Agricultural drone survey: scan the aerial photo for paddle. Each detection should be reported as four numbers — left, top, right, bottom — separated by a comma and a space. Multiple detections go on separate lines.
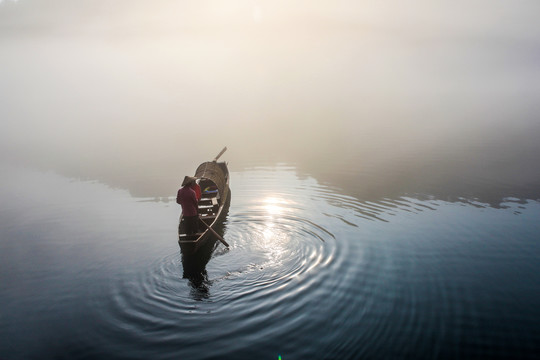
199, 218, 230, 248
213, 146, 227, 162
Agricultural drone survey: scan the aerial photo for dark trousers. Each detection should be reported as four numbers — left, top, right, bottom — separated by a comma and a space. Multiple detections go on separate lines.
184, 216, 199, 235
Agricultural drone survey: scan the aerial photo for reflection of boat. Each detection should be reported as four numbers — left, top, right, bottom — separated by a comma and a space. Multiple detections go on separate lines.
181, 202, 229, 291
178, 147, 230, 255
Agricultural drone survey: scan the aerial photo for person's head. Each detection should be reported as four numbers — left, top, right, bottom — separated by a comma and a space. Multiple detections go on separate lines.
182, 176, 197, 187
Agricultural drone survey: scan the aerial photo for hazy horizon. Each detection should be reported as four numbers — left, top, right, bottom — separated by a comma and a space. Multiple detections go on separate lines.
2, 0, 540, 202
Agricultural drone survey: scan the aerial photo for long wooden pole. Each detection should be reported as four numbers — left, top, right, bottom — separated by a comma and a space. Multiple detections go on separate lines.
213, 146, 227, 162
199, 218, 230, 247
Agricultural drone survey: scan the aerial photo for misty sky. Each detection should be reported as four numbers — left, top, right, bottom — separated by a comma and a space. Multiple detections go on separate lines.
1, 0, 540, 198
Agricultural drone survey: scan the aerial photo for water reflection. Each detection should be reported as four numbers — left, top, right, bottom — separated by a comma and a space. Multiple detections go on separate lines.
1, 164, 540, 359
181, 199, 230, 301
181, 241, 213, 301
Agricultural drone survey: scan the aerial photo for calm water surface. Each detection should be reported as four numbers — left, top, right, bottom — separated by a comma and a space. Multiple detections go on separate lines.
1, 164, 539, 359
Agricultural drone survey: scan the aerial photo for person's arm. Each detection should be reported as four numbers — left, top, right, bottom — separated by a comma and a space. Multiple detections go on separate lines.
176, 189, 181, 205
191, 189, 199, 214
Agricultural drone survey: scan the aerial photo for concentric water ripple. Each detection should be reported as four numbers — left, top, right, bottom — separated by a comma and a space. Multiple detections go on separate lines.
78, 167, 540, 359
83, 166, 358, 358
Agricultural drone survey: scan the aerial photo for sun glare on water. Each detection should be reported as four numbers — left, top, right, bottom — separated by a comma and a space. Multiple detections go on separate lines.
256, 196, 293, 259
262, 196, 287, 216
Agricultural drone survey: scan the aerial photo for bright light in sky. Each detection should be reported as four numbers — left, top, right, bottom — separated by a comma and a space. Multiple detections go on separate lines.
252, 5, 262, 23
1, 0, 539, 193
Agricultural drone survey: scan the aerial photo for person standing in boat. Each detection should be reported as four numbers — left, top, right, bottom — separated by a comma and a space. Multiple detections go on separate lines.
177, 176, 201, 235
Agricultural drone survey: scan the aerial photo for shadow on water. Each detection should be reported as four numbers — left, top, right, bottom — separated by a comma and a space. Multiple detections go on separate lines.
181, 240, 214, 301
181, 195, 230, 300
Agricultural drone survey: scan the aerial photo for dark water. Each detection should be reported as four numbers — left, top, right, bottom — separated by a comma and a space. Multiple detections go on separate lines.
1, 164, 540, 359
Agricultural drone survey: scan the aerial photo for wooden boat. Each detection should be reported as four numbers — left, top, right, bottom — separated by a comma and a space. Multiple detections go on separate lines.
178, 147, 230, 254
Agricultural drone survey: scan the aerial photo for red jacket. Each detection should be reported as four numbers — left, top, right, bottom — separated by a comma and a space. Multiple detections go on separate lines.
176, 186, 198, 217
192, 183, 202, 201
